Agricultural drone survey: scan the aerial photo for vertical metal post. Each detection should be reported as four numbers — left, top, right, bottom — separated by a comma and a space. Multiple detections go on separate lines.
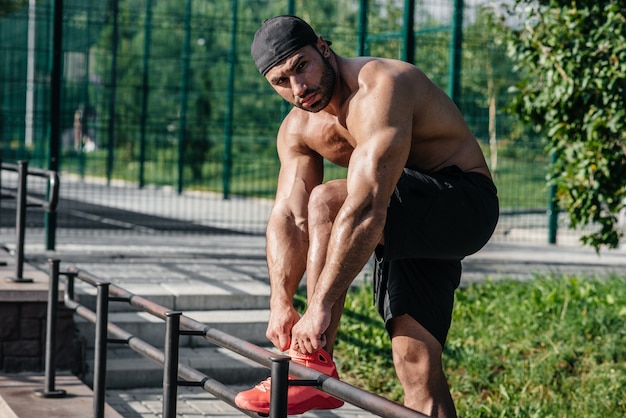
66, 272, 75, 300
447, 0, 464, 106
163, 311, 182, 418
222, 0, 238, 199
25, 0, 36, 148
402, 0, 415, 64
269, 356, 290, 418
35, 259, 67, 398
8, 161, 32, 283
106, 0, 119, 185
548, 152, 558, 244
0, 159, 5, 268
45, 0, 63, 251
93, 282, 110, 418
78, 3, 93, 179
280, 0, 296, 119
0, 157, 2, 233
357, 0, 368, 57
177, 0, 192, 194
139, 0, 153, 189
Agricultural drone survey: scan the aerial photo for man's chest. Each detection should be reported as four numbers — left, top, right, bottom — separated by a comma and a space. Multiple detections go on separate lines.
305, 122, 355, 167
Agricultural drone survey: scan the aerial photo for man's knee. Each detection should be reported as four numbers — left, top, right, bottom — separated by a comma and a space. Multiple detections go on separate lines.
308, 181, 346, 222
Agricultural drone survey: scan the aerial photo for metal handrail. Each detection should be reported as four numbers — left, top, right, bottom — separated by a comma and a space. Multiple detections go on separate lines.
1, 160, 60, 212
1, 160, 60, 281
40, 260, 427, 418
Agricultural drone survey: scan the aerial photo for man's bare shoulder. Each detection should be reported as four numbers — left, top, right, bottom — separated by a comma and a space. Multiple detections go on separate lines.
339, 57, 432, 121
344, 57, 427, 90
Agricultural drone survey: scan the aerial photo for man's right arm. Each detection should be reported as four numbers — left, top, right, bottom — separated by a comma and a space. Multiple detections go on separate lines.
265, 121, 323, 350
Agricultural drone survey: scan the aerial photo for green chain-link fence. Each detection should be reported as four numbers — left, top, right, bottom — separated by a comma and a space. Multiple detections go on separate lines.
0, 0, 586, 246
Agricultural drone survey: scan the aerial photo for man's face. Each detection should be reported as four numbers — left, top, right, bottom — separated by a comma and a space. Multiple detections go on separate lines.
265, 44, 335, 113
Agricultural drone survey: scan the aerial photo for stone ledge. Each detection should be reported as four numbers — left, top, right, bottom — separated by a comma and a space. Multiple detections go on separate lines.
0, 373, 123, 418
0, 251, 62, 303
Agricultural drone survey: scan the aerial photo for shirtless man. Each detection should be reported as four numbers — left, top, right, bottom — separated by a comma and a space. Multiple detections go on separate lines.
235, 16, 499, 417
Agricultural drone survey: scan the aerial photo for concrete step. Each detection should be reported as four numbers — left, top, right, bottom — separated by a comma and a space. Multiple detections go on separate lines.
75, 309, 270, 348
81, 346, 270, 389
72, 279, 271, 312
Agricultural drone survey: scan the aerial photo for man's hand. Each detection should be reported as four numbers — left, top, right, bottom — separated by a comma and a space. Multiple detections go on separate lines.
290, 305, 332, 354
266, 304, 301, 351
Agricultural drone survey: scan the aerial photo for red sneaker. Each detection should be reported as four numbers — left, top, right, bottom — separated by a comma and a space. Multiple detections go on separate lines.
235, 348, 344, 415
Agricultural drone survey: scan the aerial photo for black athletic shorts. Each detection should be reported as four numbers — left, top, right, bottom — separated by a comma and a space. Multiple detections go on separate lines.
374, 165, 499, 346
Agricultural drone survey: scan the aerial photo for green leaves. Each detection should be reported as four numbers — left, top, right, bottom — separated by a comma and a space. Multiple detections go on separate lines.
504, 1, 626, 250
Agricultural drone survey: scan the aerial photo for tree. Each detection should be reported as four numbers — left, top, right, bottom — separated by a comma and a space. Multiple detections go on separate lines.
0, 0, 27, 18
500, 0, 626, 250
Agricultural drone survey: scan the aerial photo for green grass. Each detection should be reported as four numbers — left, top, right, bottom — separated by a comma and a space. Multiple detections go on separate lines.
316, 275, 626, 417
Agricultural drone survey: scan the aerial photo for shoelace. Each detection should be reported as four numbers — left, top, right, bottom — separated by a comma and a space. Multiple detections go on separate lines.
255, 377, 272, 392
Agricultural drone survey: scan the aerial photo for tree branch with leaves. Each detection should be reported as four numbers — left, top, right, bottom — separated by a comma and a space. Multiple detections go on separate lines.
497, 0, 626, 250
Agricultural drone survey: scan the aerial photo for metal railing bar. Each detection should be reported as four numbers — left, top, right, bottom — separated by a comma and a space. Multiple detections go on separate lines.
291, 360, 426, 418
108, 339, 130, 344
1, 160, 60, 277
93, 282, 109, 418
1, 162, 59, 211
180, 314, 426, 417
64, 294, 259, 416
11, 161, 30, 282
175, 368, 260, 418
64, 266, 426, 417
69, 267, 172, 320
163, 311, 182, 417
34, 259, 67, 399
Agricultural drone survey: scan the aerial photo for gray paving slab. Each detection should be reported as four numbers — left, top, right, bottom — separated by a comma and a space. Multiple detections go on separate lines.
105, 385, 380, 418
0, 373, 123, 418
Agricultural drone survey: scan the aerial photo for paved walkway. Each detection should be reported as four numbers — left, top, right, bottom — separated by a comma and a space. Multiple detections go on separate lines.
106, 385, 378, 418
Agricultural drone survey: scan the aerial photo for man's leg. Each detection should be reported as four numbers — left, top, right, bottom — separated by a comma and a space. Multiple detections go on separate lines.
389, 314, 457, 418
235, 180, 348, 414
305, 180, 347, 356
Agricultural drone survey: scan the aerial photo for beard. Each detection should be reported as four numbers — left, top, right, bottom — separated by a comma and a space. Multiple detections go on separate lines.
294, 53, 336, 113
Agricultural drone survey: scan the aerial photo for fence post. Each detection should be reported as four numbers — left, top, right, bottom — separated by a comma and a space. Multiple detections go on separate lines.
547, 152, 558, 244
106, 0, 119, 185
0, 158, 4, 268
222, 0, 238, 199
93, 282, 110, 418
0, 157, 3, 218
357, 0, 368, 56
448, 0, 464, 106
138, 0, 153, 189
163, 311, 182, 418
45, 0, 63, 252
35, 259, 67, 398
176, 0, 192, 194
402, 0, 415, 64
7, 160, 32, 283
